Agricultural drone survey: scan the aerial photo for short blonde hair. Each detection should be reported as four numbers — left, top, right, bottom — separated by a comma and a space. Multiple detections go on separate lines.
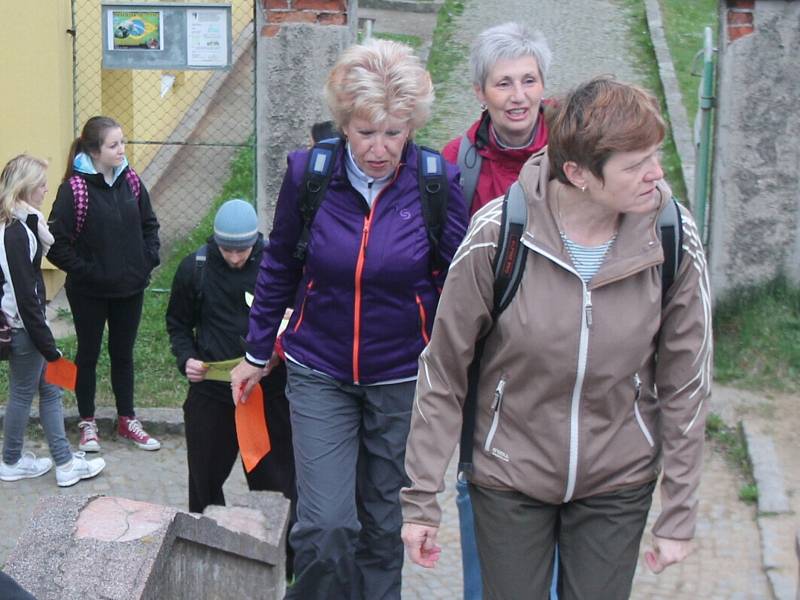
0, 154, 48, 224
324, 39, 434, 133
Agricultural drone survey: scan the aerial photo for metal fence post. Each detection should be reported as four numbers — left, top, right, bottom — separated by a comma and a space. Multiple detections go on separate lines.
694, 26, 716, 245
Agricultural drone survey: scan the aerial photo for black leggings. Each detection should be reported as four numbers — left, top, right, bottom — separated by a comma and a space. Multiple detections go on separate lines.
66, 288, 144, 419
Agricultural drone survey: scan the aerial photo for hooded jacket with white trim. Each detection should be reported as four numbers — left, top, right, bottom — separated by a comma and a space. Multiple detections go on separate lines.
400, 149, 712, 541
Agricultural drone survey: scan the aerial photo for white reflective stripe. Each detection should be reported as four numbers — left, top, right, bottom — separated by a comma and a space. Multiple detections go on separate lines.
483, 378, 506, 452
426, 155, 439, 174
634, 400, 655, 447
522, 239, 589, 503
564, 283, 590, 502
313, 152, 327, 173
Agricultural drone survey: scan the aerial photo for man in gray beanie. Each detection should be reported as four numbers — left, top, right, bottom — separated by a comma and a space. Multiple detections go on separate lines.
166, 199, 296, 576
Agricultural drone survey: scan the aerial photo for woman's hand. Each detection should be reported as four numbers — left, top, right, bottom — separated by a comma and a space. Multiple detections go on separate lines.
644, 535, 693, 573
230, 360, 264, 405
184, 358, 208, 383
401, 523, 442, 568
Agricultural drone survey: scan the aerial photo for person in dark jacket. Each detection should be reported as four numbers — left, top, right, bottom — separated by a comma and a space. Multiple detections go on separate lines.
0, 154, 105, 488
48, 116, 161, 453
166, 199, 296, 576
231, 40, 468, 599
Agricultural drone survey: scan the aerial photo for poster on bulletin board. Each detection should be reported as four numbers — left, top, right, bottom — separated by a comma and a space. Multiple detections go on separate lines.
102, 3, 231, 70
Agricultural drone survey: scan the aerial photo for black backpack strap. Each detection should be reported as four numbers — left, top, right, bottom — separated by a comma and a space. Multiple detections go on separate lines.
458, 183, 528, 481
193, 244, 208, 328
417, 146, 450, 273
293, 138, 341, 262
657, 197, 683, 306
456, 133, 482, 208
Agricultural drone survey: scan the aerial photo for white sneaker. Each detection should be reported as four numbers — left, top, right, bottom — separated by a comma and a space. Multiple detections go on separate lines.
0, 451, 53, 481
56, 452, 106, 487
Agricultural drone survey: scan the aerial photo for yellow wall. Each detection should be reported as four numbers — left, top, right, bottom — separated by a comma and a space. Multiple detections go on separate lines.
0, 1, 74, 296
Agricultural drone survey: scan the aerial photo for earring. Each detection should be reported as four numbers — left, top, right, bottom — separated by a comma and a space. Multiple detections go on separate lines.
580, 185, 586, 192
480, 103, 488, 111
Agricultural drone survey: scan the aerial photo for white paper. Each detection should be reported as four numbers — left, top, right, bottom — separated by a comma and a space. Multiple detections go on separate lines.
187, 8, 228, 67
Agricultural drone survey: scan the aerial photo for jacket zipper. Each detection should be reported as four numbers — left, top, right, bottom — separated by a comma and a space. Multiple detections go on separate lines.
633, 372, 655, 447
292, 279, 314, 332
522, 239, 591, 503
351, 170, 400, 384
415, 293, 430, 345
483, 377, 507, 452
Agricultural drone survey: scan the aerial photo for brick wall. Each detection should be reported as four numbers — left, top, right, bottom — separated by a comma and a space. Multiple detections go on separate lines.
261, 0, 348, 37
726, 0, 754, 42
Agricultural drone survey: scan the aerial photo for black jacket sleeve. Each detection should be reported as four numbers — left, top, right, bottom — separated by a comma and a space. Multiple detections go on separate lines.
46, 182, 94, 278
137, 180, 161, 271
165, 253, 198, 375
3, 223, 59, 361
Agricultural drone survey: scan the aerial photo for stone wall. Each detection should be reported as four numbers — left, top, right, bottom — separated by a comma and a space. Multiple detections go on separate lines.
708, 0, 800, 299
255, 0, 355, 231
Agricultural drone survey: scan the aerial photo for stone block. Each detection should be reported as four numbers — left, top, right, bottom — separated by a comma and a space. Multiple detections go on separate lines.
4, 492, 290, 600
742, 422, 791, 514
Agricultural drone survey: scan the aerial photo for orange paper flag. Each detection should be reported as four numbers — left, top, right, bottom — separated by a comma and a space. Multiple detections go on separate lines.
235, 383, 271, 473
44, 357, 78, 391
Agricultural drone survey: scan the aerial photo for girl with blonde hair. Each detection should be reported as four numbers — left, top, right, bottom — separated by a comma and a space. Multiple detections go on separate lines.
0, 154, 105, 487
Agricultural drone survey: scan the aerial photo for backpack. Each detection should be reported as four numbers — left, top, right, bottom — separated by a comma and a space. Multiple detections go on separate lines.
193, 244, 209, 327
457, 184, 684, 480
456, 133, 483, 208
68, 168, 142, 239
292, 138, 450, 272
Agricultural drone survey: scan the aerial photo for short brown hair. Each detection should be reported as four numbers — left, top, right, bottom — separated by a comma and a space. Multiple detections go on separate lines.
547, 77, 666, 185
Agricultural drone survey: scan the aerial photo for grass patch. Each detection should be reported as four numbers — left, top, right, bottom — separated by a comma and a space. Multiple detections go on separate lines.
415, 0, 467, 148
705, 413, 757, 504
714, 276, 800, 393
615, 0, 688, 202
0, 144, 256, 409
659, 0, 718, 123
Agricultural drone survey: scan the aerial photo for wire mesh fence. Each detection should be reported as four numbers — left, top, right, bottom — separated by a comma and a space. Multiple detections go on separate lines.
70, 0, 256, 253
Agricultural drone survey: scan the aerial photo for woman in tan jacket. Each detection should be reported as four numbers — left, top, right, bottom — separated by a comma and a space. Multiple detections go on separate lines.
400, 77, 712, 599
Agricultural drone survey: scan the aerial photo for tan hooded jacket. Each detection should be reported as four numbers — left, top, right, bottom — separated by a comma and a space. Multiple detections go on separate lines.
401, 150, 712, 540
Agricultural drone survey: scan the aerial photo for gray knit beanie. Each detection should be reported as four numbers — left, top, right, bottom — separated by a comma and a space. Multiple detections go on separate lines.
213, 199, 258, 249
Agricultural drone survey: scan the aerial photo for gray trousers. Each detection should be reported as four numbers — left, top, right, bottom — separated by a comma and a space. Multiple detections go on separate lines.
284, 362, 414, 600
2, 328, 71, 466
471, 480, 656, 600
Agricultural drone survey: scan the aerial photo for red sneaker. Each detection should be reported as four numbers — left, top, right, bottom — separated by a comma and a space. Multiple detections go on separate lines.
78, 419, 101, 452
117, 416, 161, 451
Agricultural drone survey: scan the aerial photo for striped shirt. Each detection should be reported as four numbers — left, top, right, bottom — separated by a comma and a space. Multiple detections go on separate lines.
561, 232, 616, 283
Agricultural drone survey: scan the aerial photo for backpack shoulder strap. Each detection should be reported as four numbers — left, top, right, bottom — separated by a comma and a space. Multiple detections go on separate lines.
458, 183, 529, 480
417, 146, 450, 273
125, 168, 142, 203
293, 138, 341, 262
192, 244, 208, 326
491, 182, 528, 315
69, 175, 89, 240
456, 133, 482, 208
657, 197, 684, 305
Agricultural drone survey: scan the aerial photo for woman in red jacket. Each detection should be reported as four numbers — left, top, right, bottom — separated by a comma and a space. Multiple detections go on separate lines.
442, 22, 554, 599
442, 22, 552, 217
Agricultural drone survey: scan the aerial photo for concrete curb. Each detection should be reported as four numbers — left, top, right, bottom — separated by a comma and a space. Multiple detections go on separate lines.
742, 421, 797, 600
359, 0, 442, 13
643, 0, 697, 207
0, 406, 185, 438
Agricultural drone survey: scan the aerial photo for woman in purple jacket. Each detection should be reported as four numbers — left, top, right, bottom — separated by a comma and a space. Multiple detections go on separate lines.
231, 40, 468, 599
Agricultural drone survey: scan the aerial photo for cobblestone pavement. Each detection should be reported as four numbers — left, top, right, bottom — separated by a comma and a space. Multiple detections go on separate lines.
0, 2, 785, 599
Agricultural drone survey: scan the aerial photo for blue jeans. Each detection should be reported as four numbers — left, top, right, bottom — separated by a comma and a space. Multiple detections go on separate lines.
2, 329, 71, 466
457, 478, 559, 599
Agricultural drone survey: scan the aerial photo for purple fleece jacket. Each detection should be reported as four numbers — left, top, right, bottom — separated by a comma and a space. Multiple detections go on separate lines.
245, 142, 468, 385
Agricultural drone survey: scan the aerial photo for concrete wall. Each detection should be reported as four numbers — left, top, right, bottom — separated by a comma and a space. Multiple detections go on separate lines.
255, 0, 353, 231
709, 0, 800, 299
